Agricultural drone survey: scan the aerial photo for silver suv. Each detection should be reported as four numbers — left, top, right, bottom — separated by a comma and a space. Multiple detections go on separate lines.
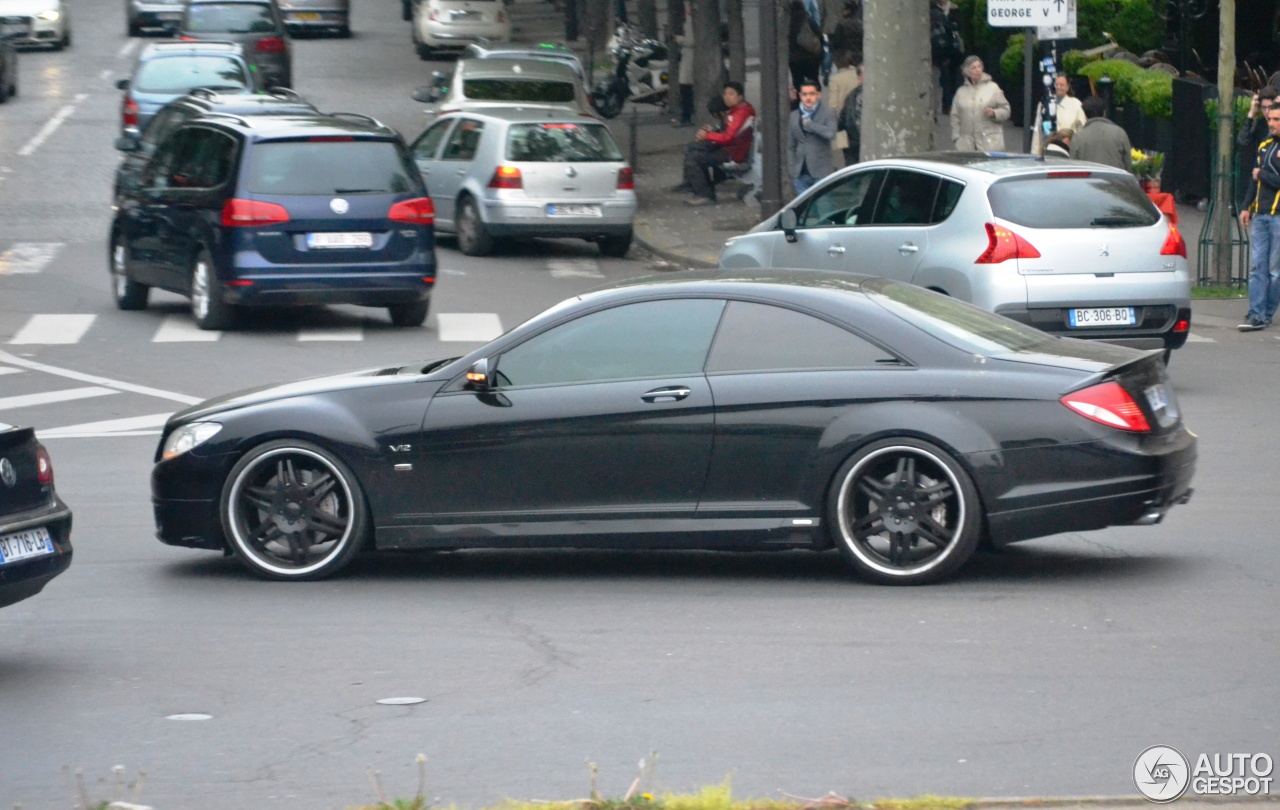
719, 153, 1192, 357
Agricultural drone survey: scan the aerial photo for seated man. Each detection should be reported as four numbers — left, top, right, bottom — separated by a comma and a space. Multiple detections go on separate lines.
677, 81, 756, 206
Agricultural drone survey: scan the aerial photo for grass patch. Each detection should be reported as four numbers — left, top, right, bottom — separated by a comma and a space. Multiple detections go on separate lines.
1192, 284, 1247, 299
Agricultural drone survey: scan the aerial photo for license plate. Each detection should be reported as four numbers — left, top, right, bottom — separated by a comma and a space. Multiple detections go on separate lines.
291, 11, 321, 20
307, 232, 373, 249
157, 11, 182, 20
547, 204, 602, 218
450, 9, 480, 19
0, 22, 30, 38
1068, 307, 1136, 327
0, 527, 54, 565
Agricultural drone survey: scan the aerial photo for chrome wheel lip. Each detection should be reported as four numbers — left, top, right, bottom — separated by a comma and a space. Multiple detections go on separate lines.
836, 444, 966, 578
191, 259, 210, 321
226, 446, 356, 577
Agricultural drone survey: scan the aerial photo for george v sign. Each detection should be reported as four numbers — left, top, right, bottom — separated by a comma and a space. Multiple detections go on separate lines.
987, 0, 1069, 27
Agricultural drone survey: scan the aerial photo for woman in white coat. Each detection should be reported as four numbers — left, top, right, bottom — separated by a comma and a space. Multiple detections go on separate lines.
950, 56, 1011, 151
1031, 75, 1086, 154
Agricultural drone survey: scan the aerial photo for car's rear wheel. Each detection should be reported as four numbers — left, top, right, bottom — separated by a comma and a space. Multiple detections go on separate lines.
190, 250, 236, 330
110, 235, 149, 310
827, 438, 982, 585
221, 440, 369, 581
388, 300, 429, 327
456, 197, 494, 256
598, 230, 633, 258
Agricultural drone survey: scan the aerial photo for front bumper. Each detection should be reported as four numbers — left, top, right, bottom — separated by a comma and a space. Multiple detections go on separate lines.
0, 15, 65, 46
0, 499, 73, 609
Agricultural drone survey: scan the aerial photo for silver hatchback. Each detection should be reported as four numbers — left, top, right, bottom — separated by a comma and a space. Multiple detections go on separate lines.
719, 153, 1192, 356
409, 108, 636, 257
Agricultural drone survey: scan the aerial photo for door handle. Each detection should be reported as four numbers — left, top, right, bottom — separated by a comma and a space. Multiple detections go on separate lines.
641, 386, 691, 403
898, 243, 919, 254
455, 169, 467, 176
827, 245, 846, 255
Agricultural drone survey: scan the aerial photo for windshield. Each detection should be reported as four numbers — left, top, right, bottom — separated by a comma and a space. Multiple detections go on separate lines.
506, 123, 622, 162
184, 3, 277, 33
463, 79, 576, 103
865, 278, 1054, 355
243, 140, 419, 195
133, 56, 250, 94
988, 174, 1160, 228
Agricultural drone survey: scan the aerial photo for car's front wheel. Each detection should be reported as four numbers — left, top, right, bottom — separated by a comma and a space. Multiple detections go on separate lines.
110, 234, 149, 310
220, 439, 370, 581
827, 438, 982, 585
190, 250, 236, 330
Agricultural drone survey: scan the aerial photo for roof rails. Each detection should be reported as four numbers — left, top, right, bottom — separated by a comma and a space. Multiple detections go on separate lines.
188, 87, 222, 100
266, 86, 305, 103
195, 111, 252, 127
327, 111, 389, 130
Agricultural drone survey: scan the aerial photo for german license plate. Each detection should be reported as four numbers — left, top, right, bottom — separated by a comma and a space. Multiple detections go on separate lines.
307, 232, 373, 249
291, 11, 321, 20
1069, 306, 1136, 327
0, 526, 54, 565
547, 204, 602, 218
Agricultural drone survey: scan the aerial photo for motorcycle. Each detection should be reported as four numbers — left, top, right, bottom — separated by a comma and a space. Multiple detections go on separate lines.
590, 24, 669, 119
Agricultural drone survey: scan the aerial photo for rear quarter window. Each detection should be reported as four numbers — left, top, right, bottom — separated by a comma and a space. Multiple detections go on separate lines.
463, 79, 576, 103
243, 140, 420, 195
506, 123, 622, 162
988, 174, 1160, 228
133, 56, 250, 94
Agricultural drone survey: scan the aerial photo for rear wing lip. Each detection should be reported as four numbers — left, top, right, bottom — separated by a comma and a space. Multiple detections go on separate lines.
1066, 348, 1165, 395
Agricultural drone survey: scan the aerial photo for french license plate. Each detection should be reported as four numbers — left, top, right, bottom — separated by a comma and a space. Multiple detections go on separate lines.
0, 527, 54, 565
307, 232, 373, 249
291, 11, 321, 20
1069, 307, 1136, 327
547, 204, 602, 218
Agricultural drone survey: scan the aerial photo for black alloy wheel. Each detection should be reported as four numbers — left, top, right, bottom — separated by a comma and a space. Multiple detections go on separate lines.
220, 440, 369, 581
827, 438, 982, 585
456, 197, 494, 256
110, 234, 150, 310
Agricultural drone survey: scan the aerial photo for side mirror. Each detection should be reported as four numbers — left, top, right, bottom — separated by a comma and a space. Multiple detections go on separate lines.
114, 132, 141, 153
116, 78, 130, 91
411, 85, 438, 104
779, 208, 798, 243
465, 358, 491, 391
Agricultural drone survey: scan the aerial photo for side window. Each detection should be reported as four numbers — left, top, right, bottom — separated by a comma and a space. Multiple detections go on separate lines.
706, 301, 897, 373
872, 169, 942, 226
143, 128, 196, 190
797, 169, 883, 229
494, 299, 726, 388
441, 119, 484, 161
932, 179, 964, 223
169, 129, 236, 189
140, 107, 188, 154
412, 119, 454, 161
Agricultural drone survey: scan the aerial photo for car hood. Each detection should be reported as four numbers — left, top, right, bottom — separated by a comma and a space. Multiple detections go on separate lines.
0, 0, 60, 14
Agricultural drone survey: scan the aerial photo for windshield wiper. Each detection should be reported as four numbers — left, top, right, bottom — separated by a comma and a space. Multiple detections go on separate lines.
1090, 216, 1146, 227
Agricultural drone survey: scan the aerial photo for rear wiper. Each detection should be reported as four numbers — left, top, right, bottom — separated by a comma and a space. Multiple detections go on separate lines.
334, 188, 378, 194
1090, 216, 1146, 227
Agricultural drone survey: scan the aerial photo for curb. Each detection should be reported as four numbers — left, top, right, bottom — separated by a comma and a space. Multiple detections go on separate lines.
633, 214, 721, 269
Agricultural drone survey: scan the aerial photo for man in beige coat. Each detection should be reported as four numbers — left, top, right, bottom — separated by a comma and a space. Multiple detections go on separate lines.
950, 56, 1011, 151
827, 51, 860, 165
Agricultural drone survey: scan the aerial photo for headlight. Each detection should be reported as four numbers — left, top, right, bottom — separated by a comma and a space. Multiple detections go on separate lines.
37, 9, 60, 20
162, 422, 222, 460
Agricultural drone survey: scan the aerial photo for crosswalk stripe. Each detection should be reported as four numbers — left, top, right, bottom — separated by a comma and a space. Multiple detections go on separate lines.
38, 412, 172, 439
437, 313, 503, 342
0, 386, 118, 411
9, 314, 96, 345
0, 366, 22, 376
0, 243, 63, 275
1184, 333, 1214, 343
547, 258, 604, 279
153, 315, 222, 343
298, 326, 364, 341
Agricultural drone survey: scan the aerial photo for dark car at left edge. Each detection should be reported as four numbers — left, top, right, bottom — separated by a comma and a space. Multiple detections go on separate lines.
0, 422, 72, 608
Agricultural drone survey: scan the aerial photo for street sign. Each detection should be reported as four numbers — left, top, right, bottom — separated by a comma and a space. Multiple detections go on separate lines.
1037, 0, 1077, 40
987, 0, 1068, 28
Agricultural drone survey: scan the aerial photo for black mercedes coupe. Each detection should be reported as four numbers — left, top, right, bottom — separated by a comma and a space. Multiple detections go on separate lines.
151, 271, 1196, 585
1, 423, 73, 608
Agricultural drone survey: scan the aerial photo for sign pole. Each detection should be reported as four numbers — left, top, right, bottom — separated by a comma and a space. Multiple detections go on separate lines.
1022, 27, 1035, 153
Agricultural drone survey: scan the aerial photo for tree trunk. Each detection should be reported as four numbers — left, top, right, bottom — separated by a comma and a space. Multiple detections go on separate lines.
1212, 0, 1236, 284
692, 0, 723, 127
583, 0, 609, 55
862, 0, 933, 161
564, 0, 579, 41
637, 0, 659, 39
724, 0, 745, 82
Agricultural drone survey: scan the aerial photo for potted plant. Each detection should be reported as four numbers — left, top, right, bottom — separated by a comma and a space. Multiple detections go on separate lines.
1131, 148, 1165, 192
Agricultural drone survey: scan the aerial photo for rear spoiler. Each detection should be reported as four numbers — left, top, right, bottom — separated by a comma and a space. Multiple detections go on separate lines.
1066, 348, 1165, 394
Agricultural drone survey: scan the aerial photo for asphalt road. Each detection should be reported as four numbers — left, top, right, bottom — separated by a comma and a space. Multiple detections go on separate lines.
1, 2, 1278, 809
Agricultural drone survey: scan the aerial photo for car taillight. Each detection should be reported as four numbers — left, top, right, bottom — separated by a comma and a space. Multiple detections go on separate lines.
488, 166, 523, 189
220, 199, 290, 227
389, 197, 435, 224
1173, 317, 1190, 333
1060, 381, 1151, 432
122, 96, 139, 128
1160, 223, 1187, 258
256, 36, 286, 53
178, 35, 197, 41
616, 167, 634, 190
975, 222, 1041, 264
36, 446, 53, 485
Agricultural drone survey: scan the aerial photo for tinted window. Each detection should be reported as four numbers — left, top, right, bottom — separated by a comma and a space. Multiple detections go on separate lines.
133, 56, 250, 94
506, 123, 623, 162
243, 141, 417, 195
170, 128, 236, 188
441, 119, 483, 161
184, 3, 278, 33
140, 106, 192, 153
797, 169, 882, 228
707, 302, 896, 372
463, 79, 576, 103
872, 169, 940, 226
987, 175, 1160, 228
495, 299, 726, 387
933, 179, 964, 222
412, 119, 454, 161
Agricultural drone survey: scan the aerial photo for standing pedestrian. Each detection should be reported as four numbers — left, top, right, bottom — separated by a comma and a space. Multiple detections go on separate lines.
1032, 74, 1086, 154
930, 0, 963, 117
788, 79, 837, 194
788, 0, 823, 93
837, 62, 863, 165
672, 1, 695, 127
1069, 95, 1132, 171
950, 56, 1010, 151
1237, 86, 1277, 190
1237, 106, 1280, 332
827, 51, 860, 166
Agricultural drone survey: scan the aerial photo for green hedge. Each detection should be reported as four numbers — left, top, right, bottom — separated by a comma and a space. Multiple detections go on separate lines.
1078, 59, 1174, 117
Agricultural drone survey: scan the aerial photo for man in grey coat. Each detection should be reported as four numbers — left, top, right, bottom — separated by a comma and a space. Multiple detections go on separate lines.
788, 79, 837, 194
1069, 95, 1132, 172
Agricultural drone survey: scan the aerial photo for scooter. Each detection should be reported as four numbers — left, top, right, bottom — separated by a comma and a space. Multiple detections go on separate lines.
590, 24, 669, 119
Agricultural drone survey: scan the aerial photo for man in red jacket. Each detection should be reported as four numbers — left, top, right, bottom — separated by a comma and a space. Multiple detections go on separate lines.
677, 81, 756, 205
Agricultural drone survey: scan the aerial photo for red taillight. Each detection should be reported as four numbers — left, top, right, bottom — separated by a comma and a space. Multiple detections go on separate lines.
389, 197, 435, 225
1173, 318, 1190, 333
976, 222, 1041, 264
1161, 224, 1187, 258
220, 199, 290, 227
179, 35, 197, 41
256, 36, 286, 53
1047, 171, 1092, 178
1060, 381, 1151, 432
122, 96, 139, 128
422, 276, 435, 284
228, 279, 254, 287
616, 167, 634, 190
36, 446, 53, 486
488, 166, 523, 189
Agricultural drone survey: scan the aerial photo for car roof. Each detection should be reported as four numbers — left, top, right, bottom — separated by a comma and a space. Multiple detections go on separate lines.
857, 151, 1133, 181
190, 112, 398, 140
176, 88, 316, 114
439, 106, 604, 125
187, 0, 274, 5
454, 57, 580, 82
138, 41, 245, 59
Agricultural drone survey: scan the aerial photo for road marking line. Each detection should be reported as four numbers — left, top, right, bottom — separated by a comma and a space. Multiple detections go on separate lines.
0, 386, 118, 411
1184, 333, 1214, 343
38, 412, 172, 439
9, 314, 96, 344
100, 69, 113, 80
17, 97, 86, 157
298, 325, 364, 341
0, 350, 202, 405
117, 39, 139, 59
0, 243, 64, 275
152, 315, 222, 342
547, 258, 604, 279
437, 313, 503, 342
0, 366, 22, 376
